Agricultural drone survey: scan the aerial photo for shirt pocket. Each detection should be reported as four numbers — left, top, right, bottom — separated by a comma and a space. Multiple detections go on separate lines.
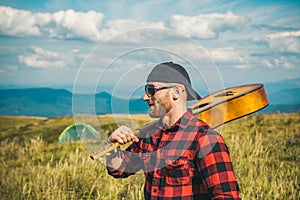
165, 156, 191, 186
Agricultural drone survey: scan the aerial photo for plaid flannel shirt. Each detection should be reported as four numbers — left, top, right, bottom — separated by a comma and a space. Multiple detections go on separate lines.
108, 110, 240, 200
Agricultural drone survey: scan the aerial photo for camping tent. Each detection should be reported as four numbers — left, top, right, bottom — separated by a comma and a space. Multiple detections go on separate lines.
58, 123, 99, 144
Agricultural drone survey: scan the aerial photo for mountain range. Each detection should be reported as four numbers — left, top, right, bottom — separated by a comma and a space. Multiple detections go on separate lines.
0, 78, 299, 117
0, 88, 149, 117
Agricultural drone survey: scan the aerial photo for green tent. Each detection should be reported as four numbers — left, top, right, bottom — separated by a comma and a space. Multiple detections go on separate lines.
58, 123, 99, 144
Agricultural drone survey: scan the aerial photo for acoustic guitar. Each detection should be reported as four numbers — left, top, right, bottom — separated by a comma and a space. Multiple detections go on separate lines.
90, 83, 269, 160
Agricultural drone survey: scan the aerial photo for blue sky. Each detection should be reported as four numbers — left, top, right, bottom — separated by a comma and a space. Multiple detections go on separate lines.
0, 0, 299, 97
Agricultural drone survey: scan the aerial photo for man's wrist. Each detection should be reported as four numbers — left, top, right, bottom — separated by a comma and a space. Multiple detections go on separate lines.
106, 147, 122, 172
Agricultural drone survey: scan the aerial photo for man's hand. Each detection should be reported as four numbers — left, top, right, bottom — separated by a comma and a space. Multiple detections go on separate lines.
108, 125, 139, 144
106, 126, 139, 172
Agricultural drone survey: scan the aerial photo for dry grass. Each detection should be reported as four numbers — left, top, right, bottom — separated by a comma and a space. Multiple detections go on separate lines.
0, 113, 299, 199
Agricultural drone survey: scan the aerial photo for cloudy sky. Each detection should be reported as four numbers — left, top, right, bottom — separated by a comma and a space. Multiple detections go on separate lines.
0, 0, 299, 97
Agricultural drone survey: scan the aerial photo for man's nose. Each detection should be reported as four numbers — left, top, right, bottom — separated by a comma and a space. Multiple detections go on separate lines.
143, 93, 150, 101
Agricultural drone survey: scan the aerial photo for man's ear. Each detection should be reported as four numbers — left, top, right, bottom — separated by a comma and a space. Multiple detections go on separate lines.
172, 87, 180, 100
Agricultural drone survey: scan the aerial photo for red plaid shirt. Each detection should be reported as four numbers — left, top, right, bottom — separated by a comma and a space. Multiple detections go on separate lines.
108, 110, 240, 199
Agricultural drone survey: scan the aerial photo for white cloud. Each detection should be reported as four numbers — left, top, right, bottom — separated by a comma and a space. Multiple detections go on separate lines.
0, 6, 48, 36
49, 9, 104, 41
274, 56, 293, 69
0, 6, 104, 42
266, 30, 300, 54
206, 47, 250, 69
261, 59, 273, 68
167, 11, 250, 39
266, 30, 300, 39
135, 43, 250, 69
257, 56, 297, 69
0, 6, 251, 42
96, 19, 165, 42
0, 6, 163, 42
18, 46, 68, 69
72, 49, 80, 53
209, 47, 245, 62
163, 43, 211, 62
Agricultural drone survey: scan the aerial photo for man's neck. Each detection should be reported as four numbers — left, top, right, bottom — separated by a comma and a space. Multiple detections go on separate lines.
162, 106, 187, 128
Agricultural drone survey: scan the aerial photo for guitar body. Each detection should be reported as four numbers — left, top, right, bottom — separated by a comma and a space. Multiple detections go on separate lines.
90, 83, 269, 160
190, 84, 269, 128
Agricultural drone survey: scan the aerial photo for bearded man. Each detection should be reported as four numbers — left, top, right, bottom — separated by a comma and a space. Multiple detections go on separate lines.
106, 62, 240, 200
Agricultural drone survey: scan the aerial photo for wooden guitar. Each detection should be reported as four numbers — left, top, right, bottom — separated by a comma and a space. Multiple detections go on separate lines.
90, 83, 268, 160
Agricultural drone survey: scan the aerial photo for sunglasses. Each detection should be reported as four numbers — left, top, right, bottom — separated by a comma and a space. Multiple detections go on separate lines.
145, 84, 176, 97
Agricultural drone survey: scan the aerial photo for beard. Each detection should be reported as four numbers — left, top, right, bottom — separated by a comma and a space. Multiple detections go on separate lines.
148, 104, 166, 118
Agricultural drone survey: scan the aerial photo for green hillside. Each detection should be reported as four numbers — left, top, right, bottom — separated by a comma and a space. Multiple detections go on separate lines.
0, 113, 299, 199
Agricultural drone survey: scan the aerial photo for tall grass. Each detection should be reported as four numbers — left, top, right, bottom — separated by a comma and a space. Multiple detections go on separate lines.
221, 113, 300, 200
0, 113, 299, 199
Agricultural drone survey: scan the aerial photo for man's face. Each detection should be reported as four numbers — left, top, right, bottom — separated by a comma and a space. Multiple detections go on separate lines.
143, 82, 173, 118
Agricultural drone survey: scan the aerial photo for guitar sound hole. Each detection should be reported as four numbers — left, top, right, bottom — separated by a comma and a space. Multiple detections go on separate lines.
192, 102, 209, 110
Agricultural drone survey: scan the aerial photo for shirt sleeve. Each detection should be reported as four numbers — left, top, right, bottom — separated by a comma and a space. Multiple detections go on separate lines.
107, 142, 143, 178
196, 130, 240, 199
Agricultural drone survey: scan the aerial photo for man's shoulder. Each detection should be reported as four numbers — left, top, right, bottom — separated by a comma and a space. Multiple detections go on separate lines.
184, 114, 212, 134
188, 116, 223, 142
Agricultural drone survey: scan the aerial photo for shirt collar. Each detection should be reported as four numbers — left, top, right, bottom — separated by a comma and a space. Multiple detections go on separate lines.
157, 109, 194, 132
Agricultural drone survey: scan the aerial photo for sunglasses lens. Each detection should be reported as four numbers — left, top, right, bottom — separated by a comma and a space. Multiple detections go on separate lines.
145, 85, 155, 96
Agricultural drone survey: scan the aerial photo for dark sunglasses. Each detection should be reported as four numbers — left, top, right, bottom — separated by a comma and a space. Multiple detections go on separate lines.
145, 84, 176, 97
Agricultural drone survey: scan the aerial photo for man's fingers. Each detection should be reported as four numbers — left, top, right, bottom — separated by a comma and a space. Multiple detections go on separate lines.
133, 136, 139, 143
120, 126, 137, 143
109, 126, 138, 144
114, 132, 126, 144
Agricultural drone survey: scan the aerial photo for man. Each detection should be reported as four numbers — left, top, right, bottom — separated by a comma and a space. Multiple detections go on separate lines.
106, 62, 240, 199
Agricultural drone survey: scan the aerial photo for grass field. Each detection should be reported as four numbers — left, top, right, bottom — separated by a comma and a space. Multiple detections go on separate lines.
0, 113, 299, 199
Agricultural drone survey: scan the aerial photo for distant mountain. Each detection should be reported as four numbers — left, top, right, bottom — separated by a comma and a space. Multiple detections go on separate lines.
262, 78, 300, 113
0, 88, 148, 117
0, 77, 299, 117
0, 88, 72, 117
264, 77, 300, 94
267, 88, 300, 105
